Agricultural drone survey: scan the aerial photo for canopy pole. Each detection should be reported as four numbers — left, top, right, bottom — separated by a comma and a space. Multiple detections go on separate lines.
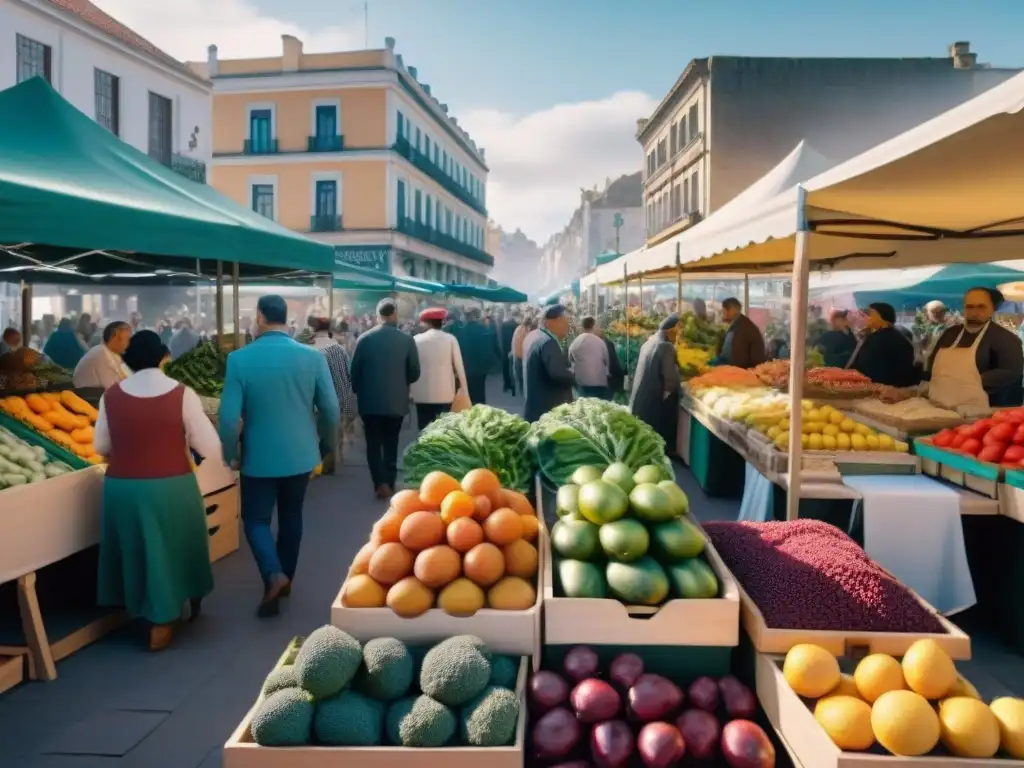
195, 259, 201, 323
638, 273, 644, 311
623, 263, 631, 382
743, 274, 750, 312
786, 186, 811, 522
675, 244, 682, 311
232, 261, 241, 349
20, 281, 31, 340
215, 260, 224, 344
328, 275, 335, 327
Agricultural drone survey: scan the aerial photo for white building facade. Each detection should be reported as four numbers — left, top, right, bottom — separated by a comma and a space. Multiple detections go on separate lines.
0, 0, 212, 180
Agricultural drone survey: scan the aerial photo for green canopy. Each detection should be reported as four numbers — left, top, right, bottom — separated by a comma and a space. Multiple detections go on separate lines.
445, 283, 527, 303
596, 250, 621, 266
0, 77, 333, 278
333, 263, 435, 295
852, 263, 1024, 310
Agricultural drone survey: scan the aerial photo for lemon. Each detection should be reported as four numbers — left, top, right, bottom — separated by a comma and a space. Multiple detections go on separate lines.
815, 696, 875, 750
866, 434, 880, 450
854, 423, 872, 436
854, 653, 905, 702
801, 434, 809, 448
823, 424, 839, 437
774, 432, 790, 450
878, 433, 895, 450
767, 426, 781, 440
872, 690, 940, 756
902, 639, 957, 700
807, 409, 823, 422
783, 644, 841, 697
809, 433, 823, 450
990, 697, 1024, 758
808, 421, 827, 434
837, 433, 852, 450
826, 673, 862, 699
939, 697, 1000, 758
829, 411, 845, 425
822, 435, 838, 451
851, 434, 868, 451
840, 418, 857, 432
779, 417, 790, 431
895, 441, 910, 453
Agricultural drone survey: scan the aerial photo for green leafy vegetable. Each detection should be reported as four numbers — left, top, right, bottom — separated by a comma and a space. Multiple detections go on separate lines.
401, 405, 535, 491
529, 398, 671, 486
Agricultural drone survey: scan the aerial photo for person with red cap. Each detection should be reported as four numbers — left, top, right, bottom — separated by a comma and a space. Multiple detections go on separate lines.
411, 307, 468, 430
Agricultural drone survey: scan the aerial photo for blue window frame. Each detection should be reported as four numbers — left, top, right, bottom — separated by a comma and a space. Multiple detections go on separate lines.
414, 189, 422, 222
425, 195, 432, 229
315, 105, 337, 139
315, 180, 337, 217
249, 109, 272, 152
415, 127, 421, 152
424, 135, 431, 159
435, 203, 441, 231
397, 179, 406, 220
445, 209, 452, 234
397, 111, 404, 140
252, 184, 274, 219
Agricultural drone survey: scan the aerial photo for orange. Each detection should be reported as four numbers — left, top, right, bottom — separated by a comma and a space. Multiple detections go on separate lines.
519, 514, 540, 542
463, 542, 505, 587
390, 488, 425, 517
399, 511, 446, 551
367, 542, 414, 585
440, 491, 476, 524
349, 541, 377, 575
371, 512, 403, 544
447, 517, 485, 553
341, 574, 387, 608
420, 471, 461, 507
501, 489, 536, 517
414, 545, 462, 588
386, 576, 435, 618
483, 508, 524, 546
462, 468, 501, 497
502, 539, 538, 579
472, 494, 493, 521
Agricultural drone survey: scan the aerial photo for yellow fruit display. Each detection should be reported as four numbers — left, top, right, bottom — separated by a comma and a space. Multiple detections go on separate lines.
871, 689, 940, 756
814, 696, 874, 750
901, 639, 957, 700
386, 576, 435, 618
853, 653, 905, 703
825, 673, 861, 700
938, 697, 1000, 758
945, 675, 981, 701
437, 577, 486, 616
783, 644, 841, 698
487, 576, 537, 610
990, 697, 1024, 758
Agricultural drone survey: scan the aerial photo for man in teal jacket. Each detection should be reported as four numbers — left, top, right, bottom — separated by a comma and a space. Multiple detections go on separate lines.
219, 295, 340, 617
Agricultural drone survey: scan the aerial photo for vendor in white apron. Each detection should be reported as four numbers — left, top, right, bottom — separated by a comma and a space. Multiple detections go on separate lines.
925, 287, 1024, 409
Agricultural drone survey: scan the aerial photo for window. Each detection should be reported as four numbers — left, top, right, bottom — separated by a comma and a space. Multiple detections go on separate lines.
396, 178, 406, 220
670, 186, 678, 220
670, 123, 677, 156
683, 177, 690, 213
424, 136, 431, 159
690, 169, 700, 213
689, 104, 698, 141
148, 92, 173, 165
315, 180, 337, 217
425, 195, 433, 228
679, 115, 687, 148
16, 34, 51, 83
396, 111, 404, 141
442, 150, 448, 173
433, 143, 439, 165
414, 189, 422, 222
435, 202, 442, 231
249, 108, 272, 153
252, 184, 274, 219
446, 209, 453, 234
315, 105, 337, 138
94, 69, 119, 136
415, 127, 421, 152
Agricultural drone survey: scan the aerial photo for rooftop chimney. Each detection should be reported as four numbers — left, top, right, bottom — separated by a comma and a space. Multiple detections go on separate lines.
384, 36, 395, 50
423, 84, 431, 95
440, 103, 449, 113
480, 148, 486, 160
408, 66, 418, 79
282, 35, 303, 72
636, 118, 649, 135
951, 41, 977, 69
207, 44, 218, 76
396, 54, 404, 68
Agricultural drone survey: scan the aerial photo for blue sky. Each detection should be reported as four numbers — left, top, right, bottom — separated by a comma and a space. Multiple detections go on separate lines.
98, 0, 1019, 241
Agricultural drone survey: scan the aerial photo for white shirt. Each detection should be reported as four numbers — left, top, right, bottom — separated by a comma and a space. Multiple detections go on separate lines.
411, 329, 468, 405
93, 368, 223, 460
73, 344, 130, 390
568, 332, 609, 387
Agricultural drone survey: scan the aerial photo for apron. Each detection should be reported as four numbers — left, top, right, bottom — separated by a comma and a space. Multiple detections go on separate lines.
928, 323, 990, 411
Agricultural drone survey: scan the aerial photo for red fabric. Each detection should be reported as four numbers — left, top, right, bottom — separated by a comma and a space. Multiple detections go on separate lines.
104, 383, 191, 479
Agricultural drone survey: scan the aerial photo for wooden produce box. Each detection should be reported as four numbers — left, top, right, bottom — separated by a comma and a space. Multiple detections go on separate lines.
223, 652, 528, 768
205, 485, 240, 564
736, 575, 971, 659
0, 653, 24, 693
755, 652, 1023, 768
330, 528, 545, 658
999, 470, 1024, 525
915, 439, 1001, 499
541, 525, 740, 648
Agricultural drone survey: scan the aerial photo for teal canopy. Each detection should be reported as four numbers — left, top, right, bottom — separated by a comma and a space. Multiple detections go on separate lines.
0, 77, 334, 278
853, 263, 1024, 311
596, 250, 621, 267
446, 283, 527, 303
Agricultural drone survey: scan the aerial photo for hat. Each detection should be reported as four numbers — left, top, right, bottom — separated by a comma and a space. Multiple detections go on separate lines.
867, 302, 896, 324
376, 298, 397, 317
543, 304, 567, 320
659, 314, 680, 331
419, 307, 447, 322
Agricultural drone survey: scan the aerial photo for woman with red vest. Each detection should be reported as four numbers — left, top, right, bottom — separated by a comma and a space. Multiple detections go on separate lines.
93, 331, 223, 651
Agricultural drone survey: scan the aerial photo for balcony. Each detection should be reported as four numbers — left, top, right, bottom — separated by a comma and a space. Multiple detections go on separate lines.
169, 153, 206, 184
392, 137, 487, 216
310, 214, 343, 233
396, 217, 494, 266
244, 138, 279, 155
307, 134, 344, 153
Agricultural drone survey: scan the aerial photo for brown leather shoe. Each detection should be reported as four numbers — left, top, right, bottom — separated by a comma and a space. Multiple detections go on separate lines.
258, 573, 290, 617
374, 485, 388, 499
149, 623, 174, 651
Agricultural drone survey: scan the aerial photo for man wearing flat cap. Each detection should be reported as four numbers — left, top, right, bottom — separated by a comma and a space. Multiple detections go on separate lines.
847, 302, 920, 388
524, 303, 574, 422
410, 307, 468, 430
350, 298, 421, 498
630, 314, 683, 450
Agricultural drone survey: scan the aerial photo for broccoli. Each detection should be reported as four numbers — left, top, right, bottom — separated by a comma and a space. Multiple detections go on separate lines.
385, 695, 456, 747
460, 686, 520, 746
356, 637, 414, 701
314, 690, 385, 746
420, 636, 492, 707
488, 655, 519, 689
250, 688, 315, 746
261, 665, 298, 697
293, 625, 361, 699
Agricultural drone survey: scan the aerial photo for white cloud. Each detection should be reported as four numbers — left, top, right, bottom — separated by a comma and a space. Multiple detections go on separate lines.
461, 91, 658, 243
90, 0, 364, 61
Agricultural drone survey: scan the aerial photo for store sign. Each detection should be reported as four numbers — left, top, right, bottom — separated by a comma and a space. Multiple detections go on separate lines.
334, 246, 391, 273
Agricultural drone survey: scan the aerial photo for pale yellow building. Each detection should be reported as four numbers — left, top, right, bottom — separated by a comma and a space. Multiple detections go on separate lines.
188, 35, 491, 284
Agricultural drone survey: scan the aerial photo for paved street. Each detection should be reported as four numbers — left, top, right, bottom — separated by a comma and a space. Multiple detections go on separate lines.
1, 379, 1022, 767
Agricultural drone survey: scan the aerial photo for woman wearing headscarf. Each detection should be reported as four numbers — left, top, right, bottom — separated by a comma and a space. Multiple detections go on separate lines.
630, 315, 683, 451
42, 318, 88, 370
305, 315, 355, 471
94, 330, 223, 651
925, 287, 1024, 409
846, 302, 920, 388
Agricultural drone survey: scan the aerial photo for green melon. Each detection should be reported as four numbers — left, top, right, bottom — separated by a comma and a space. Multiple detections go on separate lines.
577, 480, 629, 525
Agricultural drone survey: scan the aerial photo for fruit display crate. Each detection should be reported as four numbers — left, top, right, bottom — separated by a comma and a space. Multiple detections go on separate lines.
330, 527, 545, 659
999, 470, 1024, 524
915, 439, 1002, 499
755, 652, 1024, 768
205, 484, 240, 564
0, 653, 24, 693
0, 411, 91, 470
223, 643, 528, 768
736, 574, 971, 660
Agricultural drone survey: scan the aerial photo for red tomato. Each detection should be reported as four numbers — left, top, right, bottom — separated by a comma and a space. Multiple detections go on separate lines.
1013, 425, 1024, 445
961, 438, 983, 456
979, 443, 1007, 463
1003, 445, 1024, 464
933, 429, 955, 448
986, 423, 1016, 444
956, 424, 975, 437
951, 432, 968, 449
994, 410, 1015, 422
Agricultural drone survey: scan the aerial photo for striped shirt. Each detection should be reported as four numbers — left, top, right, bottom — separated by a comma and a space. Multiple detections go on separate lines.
312, 333, 355, 421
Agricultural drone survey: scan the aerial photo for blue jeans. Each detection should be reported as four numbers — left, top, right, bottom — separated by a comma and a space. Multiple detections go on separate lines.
240, 473, 310, 586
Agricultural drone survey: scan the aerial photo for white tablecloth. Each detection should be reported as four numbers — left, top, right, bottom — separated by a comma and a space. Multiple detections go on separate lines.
739, 462, 774, 522
844, 474, 976, 616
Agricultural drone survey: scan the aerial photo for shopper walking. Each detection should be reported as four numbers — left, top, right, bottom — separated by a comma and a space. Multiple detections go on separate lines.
219, 295, 340, 617
350, 298, 421, 498
43, 317, 88, 370
568, 316, 611, 399
524, 304, 575, 422
630, 314, 683, 451
499, 313, 518, 395
307, 315, 355, 473
411, 307, 467, 431
456, 307, 500, 405
94, 331, 222, 651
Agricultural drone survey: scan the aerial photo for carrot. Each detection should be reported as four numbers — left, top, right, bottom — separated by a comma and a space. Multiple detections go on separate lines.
23, 412, 54, 432
46, 429, 75, 448
70, 442, 95, 458
70, 426, 94, 444
60, 391, 99, 422
45, 403, 81, 432
42, 392, 62, 403
86, 454, 105, 465
26, 393, 52, 414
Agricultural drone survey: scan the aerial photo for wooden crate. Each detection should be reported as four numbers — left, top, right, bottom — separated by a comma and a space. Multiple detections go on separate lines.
736, 576, 971, 659
330, 528, 545, 658
0, 654, 24, 693
915, 440, 1000, 499
223, 656, 528, 768
205, 485, 240, 564
755, 652, 1023, 767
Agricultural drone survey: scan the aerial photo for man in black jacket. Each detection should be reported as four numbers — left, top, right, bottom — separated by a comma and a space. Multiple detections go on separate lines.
524, 304, 574, 422
499, 313, 518, 395
714, 297, 767, 369
848, 302, 920, 388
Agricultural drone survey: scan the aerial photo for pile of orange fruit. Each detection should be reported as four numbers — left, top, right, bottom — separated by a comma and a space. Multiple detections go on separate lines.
340, 468, 542, 618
